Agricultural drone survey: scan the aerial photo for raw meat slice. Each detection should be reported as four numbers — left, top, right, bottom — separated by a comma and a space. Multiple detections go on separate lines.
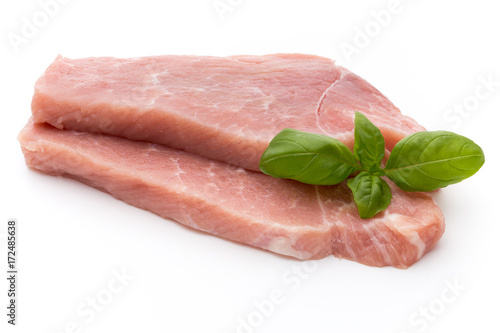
18, 120, 444, 268
32, 54, 425, 172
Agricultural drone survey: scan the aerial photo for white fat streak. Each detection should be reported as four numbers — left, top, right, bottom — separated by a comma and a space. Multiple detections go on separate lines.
314, 64, 345, 136
328, 203, 361, 261
340, 224, 358, 261
151, 73, 160, 85
406, 231, 426, 259
361, 223, 392, 264
265, 236, 312, 260
314, 186, 328, 225
184, 215, 200, 230
383, 214, 426, 259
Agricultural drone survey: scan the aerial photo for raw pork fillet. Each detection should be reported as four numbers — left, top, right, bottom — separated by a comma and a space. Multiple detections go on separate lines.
19, 120, 444, 268
32, 54, 425, 171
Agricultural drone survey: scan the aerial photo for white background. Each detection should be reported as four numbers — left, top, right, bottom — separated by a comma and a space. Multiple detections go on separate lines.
1, 0, 499, 332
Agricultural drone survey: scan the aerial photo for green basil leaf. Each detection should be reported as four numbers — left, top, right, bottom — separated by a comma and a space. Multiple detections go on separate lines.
353, 111, 386, 170
259, 128, 360, 185
347, 172, 392, 219
385, 131, 485, 191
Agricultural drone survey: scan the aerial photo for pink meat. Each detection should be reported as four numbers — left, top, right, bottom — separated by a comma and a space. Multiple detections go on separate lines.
18, 120, 444, 268
32, 54, 425, 172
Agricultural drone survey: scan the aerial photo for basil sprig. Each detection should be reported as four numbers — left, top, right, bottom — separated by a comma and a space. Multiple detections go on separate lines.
259, 112, 485, 219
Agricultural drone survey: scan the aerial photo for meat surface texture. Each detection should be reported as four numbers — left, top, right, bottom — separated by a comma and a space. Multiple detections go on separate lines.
19, 120, 444, 268
32, 54, 425, 171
